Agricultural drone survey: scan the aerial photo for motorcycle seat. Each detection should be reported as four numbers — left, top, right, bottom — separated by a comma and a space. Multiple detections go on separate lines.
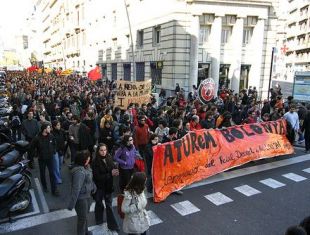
14, 141, 29, 152
0, 164, 21, 181
0, 143, 11, 153
0, 150, 20, 168
0, 174, 23, 198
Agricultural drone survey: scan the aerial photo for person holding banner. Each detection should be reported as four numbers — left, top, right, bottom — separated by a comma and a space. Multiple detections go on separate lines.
114, 134, 139, 193
144, 134, 160, 193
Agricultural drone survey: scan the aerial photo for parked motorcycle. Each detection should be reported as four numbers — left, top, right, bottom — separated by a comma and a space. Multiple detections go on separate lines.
0, 159, 31, 190
0, 174, 32, 221
0, 141, 29, 170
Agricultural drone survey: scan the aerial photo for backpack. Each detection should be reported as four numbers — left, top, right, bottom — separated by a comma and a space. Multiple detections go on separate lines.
11, 115, 21, 128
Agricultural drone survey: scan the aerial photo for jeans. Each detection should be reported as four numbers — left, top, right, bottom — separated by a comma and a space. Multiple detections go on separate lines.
38, 158, 57, 192
75, 198, 91, 235
94, 189, 119, 230
52, 152, 63, 184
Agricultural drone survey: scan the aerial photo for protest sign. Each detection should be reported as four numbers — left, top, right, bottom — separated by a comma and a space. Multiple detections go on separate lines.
114, 80, 152, 109
152, 119, 294, 202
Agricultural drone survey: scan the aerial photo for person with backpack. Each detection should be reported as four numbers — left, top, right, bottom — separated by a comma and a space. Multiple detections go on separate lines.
121, 172, 150, 235
9, 104, 23, 141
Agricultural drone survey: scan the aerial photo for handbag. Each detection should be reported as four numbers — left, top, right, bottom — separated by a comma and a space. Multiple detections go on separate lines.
117, 194, 125, 219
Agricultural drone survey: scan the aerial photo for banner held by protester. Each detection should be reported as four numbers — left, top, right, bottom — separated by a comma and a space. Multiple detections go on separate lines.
115, 79, 152, 109
152, 119, 294, 203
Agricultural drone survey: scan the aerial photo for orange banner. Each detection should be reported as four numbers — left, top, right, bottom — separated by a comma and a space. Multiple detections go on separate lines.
152, 119, 294, 202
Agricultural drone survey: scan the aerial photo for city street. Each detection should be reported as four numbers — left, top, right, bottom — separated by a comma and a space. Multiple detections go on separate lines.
1, 147, 309, 235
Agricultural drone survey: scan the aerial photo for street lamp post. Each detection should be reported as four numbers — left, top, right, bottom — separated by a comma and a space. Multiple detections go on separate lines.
123, 0, 136, 81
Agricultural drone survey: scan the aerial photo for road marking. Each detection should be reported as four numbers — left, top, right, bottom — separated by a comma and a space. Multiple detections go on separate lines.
302, 168, 310, 174
185, 154, 310, 190
171, 200, 200, 216
204, 192, 233, 206
0, 189, 40, 223
88, 210, 161, 234
148, 210, 163, 226
282, 173, 307, 182
234, 185, 261, 197
0, 209, 76, 233
89, 223, 118, 235
2, 153, 310, 232
259, 178, 286, 189
34, 178, 49, 213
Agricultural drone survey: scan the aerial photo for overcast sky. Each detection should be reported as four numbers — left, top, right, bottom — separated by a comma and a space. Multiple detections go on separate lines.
0, 0, 33, 48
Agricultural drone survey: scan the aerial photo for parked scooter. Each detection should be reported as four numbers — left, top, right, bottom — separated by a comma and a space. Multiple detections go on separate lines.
0, 159, 31, 190
0, 174, 32, 221
0, 141, 29, 170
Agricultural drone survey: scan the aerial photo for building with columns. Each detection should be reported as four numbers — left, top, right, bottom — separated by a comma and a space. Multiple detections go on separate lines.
96, 0, 279, 98
32, 0, 280, 98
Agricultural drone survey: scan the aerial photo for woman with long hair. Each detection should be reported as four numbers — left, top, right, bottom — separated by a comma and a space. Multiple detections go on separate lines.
92, 143, 120, 231
114, 134, 138, 193
122, 172, 150, 235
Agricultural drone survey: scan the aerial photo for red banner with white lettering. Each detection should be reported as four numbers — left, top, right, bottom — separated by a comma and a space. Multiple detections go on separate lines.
152, 119, 294, 202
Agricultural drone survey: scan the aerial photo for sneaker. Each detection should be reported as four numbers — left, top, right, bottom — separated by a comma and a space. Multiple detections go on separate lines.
298, 140, 305, 144
304, 150, 310, 154
172, 190, 183, 195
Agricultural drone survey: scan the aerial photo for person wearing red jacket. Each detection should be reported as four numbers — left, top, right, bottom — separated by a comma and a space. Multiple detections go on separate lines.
190, 115, 202, 131
133, 115, 150, 159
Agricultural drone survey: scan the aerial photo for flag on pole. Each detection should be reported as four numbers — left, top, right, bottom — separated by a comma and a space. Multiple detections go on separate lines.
88, 66, 102, 81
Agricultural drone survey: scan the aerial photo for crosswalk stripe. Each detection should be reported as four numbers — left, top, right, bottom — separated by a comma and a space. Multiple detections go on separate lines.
302, 168, 310, 174
259, 178, 286, 189
234, 185, 261, 197
204, 192, 233, 206
89, 223, 118, 235
148, 210, 163, 226
171, 200, 200, 216
282, 173, 307, 182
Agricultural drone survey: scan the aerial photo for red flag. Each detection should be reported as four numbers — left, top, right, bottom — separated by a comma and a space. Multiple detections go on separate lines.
27, 65, 39, 72
88, 66, 102, 81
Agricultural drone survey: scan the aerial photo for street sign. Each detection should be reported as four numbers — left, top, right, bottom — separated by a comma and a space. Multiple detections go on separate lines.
198, 78, 215, 104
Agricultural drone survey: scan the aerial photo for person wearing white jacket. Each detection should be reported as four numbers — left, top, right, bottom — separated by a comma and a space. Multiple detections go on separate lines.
121, 172, 150, 235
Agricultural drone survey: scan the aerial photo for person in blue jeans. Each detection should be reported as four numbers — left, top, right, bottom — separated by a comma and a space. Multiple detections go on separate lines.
52, 120, 66, 184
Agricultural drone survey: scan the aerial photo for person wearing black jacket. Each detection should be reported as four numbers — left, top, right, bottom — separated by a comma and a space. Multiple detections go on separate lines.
144, 134, 159, 193
52, 120, 66, 184
92, 144, 120, 231
9, 104, 23, 141
31, 122, 59, 195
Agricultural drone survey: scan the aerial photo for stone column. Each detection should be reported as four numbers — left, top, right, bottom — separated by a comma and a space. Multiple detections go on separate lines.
210, 15, 222, 95
188, 15, 200, 93
229, 17, 244, 93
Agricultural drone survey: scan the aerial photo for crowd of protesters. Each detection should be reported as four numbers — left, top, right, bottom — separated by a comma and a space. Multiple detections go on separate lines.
2, 70, 310, 234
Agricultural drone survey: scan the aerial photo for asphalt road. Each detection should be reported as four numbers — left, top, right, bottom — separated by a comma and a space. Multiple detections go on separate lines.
1, 147, 309, 235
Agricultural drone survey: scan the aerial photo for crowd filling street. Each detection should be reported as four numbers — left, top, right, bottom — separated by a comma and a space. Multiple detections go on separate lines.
2, 70, 310, 235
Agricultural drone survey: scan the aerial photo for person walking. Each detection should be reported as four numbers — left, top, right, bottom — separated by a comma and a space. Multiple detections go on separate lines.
68, 150, 96, 235
52, 120, 66, 184
30, 122, 59, 195
284, 104, 300, 143
121, 172, 150, 235
144, 134, 159, 193
92, 144, 120, 231
22, 110, 40, 168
